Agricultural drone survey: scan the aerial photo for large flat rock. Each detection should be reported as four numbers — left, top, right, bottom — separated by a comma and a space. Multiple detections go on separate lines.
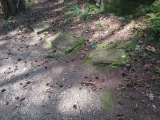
92, 48, 125, 64
30, 22, 51, 34
45, 32, 84, 54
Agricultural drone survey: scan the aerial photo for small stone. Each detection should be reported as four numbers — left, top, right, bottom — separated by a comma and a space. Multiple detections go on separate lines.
121, 87, 126, 90
152, 105, 156, 109
135, 45, 141, 51
119, 17, 125, 21
5, 101, 9, 105
60, 85, 63, 88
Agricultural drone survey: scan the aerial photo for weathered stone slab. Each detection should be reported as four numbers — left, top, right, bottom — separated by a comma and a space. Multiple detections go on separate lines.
92, 48, 125, 64
45, 32, 84, 54
30, 22, 51, 34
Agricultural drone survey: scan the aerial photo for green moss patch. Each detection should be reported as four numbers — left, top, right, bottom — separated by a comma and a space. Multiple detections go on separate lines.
102, 90, 115, 111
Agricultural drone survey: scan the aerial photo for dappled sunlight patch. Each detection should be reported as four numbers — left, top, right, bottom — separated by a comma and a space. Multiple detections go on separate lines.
27, 82, 50, 106
0, 61, 32, 82
57, 86, 103, 115
104, 20, 136, 43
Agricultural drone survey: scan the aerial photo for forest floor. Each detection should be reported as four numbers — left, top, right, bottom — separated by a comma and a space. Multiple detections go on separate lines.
0, 0, 160, 120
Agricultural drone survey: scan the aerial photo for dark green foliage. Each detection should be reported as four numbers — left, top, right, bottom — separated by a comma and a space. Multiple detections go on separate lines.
81, 3, 102, 20
146, 0, 160, 41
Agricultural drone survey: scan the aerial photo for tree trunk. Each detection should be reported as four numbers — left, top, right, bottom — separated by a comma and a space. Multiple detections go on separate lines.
0, 0, 26, 19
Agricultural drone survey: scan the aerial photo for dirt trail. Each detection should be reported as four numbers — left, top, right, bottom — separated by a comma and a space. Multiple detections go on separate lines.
0, 0, 159, 120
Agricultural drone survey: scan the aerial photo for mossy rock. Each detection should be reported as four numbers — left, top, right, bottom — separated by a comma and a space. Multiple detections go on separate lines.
45, 32, 85, 54
92, 48, 126, 65
30, 22, 52, 34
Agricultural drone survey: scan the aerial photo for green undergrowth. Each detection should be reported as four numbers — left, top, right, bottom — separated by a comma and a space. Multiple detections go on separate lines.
81, 3, 102, 20
64, 2, 102, 20
104, 0, 156, 20
4, 16, 13, 26
139, 0, 160, 42
26, 6, 32, 13
64, 4, 81, 18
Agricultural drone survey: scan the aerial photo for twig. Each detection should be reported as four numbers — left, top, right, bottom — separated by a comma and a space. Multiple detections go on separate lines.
76, 99, 82, 120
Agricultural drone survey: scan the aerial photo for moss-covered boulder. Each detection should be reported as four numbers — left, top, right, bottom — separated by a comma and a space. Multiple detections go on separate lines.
30, 22, 52, 34
45, 32, 85, 54
92, 48, 125, 64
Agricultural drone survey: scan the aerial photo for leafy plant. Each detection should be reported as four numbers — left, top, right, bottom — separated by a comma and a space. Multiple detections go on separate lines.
121, 53, 130, 67
121, 92, 127, 100
137, 0, 160, 41
108, 63, 117, 69
26, 6, 32, 13
81, 12, 93, 20
142, 53, 150, 58
156, 67, 160, 76
81, 3, 102, 20
4, 16, 13, 25
90, 42, 97, 49
119, 39, 136, 51
69, 5, 81, 16
97, 43, 116, 49
98, 21, 106, 31
64, 3, 82, 19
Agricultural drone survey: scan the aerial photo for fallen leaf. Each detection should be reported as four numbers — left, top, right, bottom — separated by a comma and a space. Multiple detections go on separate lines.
146, 45, 156, 52
68, 84, 72, 88
15, 96, 19, 100
1, 89, 6, 92
73, 104, 77, 109
149, 92, 154, 100
20, 97, 26, 101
